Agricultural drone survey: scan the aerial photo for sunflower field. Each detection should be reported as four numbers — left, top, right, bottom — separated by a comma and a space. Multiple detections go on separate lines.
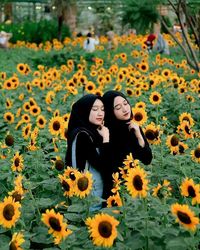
0, 33, 200, 250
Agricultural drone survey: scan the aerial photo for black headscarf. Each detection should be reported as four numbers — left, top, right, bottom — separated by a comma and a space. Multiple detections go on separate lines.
66, 94, 103, 165
102, 90, 134, 169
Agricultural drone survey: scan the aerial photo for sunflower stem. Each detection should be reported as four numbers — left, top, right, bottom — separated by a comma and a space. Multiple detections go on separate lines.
144, 198, 149, 250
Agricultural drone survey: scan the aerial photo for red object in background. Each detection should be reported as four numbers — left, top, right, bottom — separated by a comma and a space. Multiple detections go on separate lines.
144, 34, 156, 50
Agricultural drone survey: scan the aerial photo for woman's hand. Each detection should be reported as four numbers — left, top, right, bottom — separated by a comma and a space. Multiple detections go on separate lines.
97, 125, 110, 143
127, 121, 145, 147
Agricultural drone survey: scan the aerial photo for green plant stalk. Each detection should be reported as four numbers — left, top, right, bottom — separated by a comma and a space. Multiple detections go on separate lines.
144, 198, 149, 250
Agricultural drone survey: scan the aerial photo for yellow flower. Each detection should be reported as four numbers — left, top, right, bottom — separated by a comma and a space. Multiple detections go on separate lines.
191, 144, 200, 163
74, 171, 93, 198
10, 232, 25, 250
85, 213, 119, 248
11, 152, 24, 172
0, 196, 21, 228
125, 166, 148, 198
149, 91, 162, 105
171, 203, 199, 231
180, 178, 200, 205
42, 209, 72, 244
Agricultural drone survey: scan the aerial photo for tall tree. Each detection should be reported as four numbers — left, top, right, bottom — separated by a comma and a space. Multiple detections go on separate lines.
51, 0, 77, 40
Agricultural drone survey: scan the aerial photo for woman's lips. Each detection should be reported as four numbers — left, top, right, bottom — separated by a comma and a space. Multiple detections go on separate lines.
124, 112, 130, 117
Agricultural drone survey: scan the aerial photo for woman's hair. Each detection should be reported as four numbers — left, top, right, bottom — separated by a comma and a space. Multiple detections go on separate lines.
87, 32, 92, 45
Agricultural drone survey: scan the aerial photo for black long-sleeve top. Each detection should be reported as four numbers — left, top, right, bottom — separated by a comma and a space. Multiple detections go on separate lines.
72, 131, 111, 173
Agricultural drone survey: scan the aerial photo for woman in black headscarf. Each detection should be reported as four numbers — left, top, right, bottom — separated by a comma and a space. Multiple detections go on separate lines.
102, 90, 152, 185
65, 94, 111, 204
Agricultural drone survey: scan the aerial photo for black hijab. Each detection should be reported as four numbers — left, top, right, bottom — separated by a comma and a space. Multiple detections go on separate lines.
102, 90, 134, 168
66, 94, 103, 165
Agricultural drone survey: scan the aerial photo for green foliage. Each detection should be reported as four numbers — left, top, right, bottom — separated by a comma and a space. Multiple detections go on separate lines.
0, 20, 71, 44
122, 0, 160, 34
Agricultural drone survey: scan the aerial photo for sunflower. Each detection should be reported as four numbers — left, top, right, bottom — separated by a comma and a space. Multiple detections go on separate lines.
144, 123, 161, 145
30, 105, 41, 117
6, 98, 13, 109
139, 62, 149, 72
58, 175, 75, 197
22, 123, 32, 140
114, 83, 122, 91
21, 114, 31, 123
17, 63, 26, 75
4, 112, 15, 124
63, 167, 79, 181
54, 158, 64, 171
179, 112, 194, 127
178, 141, 188, 154
123, 153, 138, 169
177, 121, 193, 139
135, 101, 146, 109
107, 193, 122, 208
9, 232, 25, 250
85, 213, 119, 248
149, 91, 162, 105
85, 81, 96, 93
131, 108, 148, 126
5, 134, 14, 147
171, 203, 199, 231
36, 115, 47, 129
152, 180, 172, 199
0, 196, 21, 228
74, 171, 93, 198
49, 116, 64, 136
62, 113, 70, 123
11, 152, 24, 172
180, 178, 200, 205
191, 144, 200, 163
23, 102, 30, 112
41, 209, 72, 244
125, 166, 148, 198
111, 172, 122, 194
126, 87, 134, 97
166, 134, 179, 154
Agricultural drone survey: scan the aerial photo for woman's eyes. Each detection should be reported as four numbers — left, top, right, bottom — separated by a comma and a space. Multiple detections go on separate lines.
92, 107, 104, 111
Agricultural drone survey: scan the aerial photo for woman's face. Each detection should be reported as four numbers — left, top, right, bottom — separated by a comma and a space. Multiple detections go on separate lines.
113, 96, 131, 120
89, 99, 105, 126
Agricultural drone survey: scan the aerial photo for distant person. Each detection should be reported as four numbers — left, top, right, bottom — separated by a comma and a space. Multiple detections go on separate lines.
0, 31, 12, 49
144, 34, 156, 52
153, 33, 170, 55
107, 31, 118, 50
83, 32, 99, 52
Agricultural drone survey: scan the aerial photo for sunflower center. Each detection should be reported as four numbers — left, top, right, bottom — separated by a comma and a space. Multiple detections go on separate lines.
53, 121, 60, 131
188, 186, 196, 197
69, 172, 76, 181
98, 221, 112, 238
3, 204, 15, 221
39, 119, 44, 125
194, 148, 200, 158
111, 200, 118, 207
133, 175, 143, 191
62, 180, 70, 191
77, 177, 89, 191
177, 211, 191, 224
14, 158, 20, 167
33, 108, 37, 113
5, 135, 14, 146
184, 125, 190, 134
153, 95, 159, 102
145, 129, 156, 140
12, 191, 22, 202
171, 135, 179, 146
134, 113, 143, 122
179, 144, 184, 153
55, 160, 64, 171
9, 242, 17, 250
49, 217, 61, 231
7, 115, 11, 121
